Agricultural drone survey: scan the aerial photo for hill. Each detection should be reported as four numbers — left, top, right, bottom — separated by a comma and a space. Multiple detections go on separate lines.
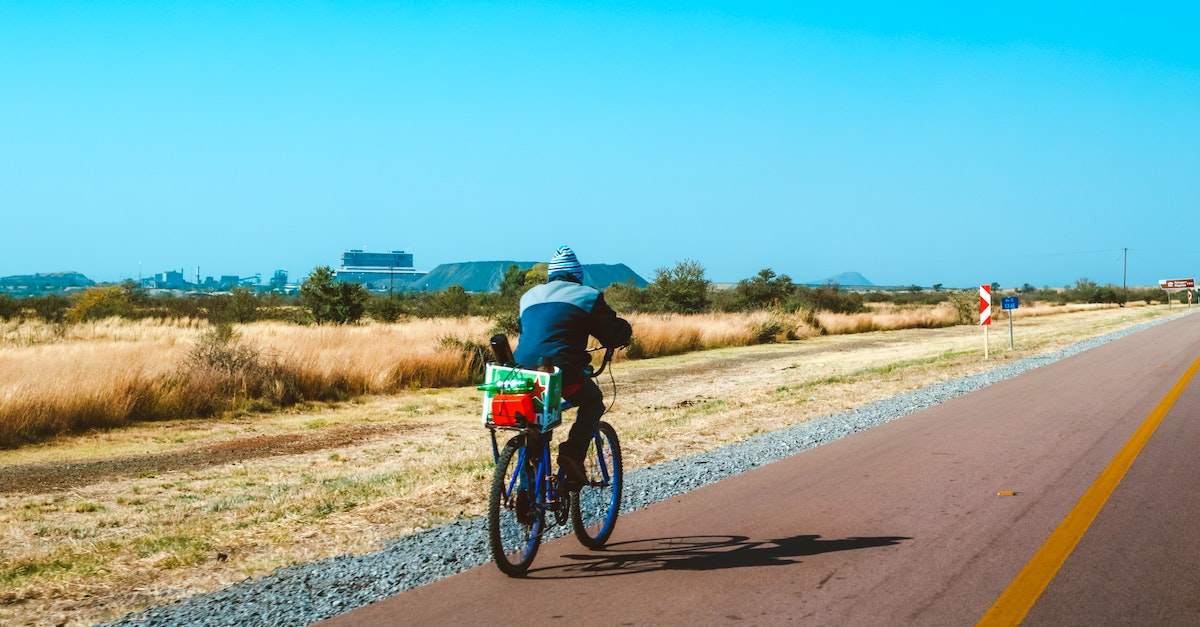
0, 271, 95, 295
803, 271, 874, 287
412, 261, 647, 292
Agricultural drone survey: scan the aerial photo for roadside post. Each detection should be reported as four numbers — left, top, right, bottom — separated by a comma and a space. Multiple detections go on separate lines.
980, 284, 992, 359
1002, 296, 1019, 348
1158, 279, 1196, 308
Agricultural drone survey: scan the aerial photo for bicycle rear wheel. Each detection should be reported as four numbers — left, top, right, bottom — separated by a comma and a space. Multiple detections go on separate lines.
570, 421, 622, 548
488, 436, 543, 576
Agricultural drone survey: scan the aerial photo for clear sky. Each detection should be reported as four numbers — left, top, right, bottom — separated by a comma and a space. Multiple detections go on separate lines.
2, 1, 1197, 289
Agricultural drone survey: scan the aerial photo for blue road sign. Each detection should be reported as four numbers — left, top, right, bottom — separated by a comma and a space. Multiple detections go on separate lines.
1002, 297, 1018, 310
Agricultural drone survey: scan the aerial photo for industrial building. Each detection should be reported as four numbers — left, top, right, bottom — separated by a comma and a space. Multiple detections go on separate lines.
332, 249, 426, 290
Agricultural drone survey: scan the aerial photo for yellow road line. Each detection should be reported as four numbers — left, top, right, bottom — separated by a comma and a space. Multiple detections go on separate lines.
977, 354, 1200, 626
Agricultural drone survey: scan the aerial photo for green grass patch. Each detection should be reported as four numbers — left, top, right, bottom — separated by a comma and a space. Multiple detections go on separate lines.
134, 533, 213, 568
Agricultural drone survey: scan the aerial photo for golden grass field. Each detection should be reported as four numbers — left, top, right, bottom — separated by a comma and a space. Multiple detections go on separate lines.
0, 302, 1189, 625
0, 306, 964, 447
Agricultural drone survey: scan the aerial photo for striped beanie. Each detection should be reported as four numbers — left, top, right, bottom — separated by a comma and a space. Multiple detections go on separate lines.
548, 246, 584, 281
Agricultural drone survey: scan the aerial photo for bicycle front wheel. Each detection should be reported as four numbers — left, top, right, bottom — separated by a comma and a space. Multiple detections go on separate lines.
488, 436, 543, 576
571, 421, 622, 549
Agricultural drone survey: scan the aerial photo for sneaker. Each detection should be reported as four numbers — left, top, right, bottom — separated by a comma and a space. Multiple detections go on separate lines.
557, 453, 587, 491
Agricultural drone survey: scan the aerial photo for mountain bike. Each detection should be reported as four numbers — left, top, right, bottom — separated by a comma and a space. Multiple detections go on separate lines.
479, 336, 624, 576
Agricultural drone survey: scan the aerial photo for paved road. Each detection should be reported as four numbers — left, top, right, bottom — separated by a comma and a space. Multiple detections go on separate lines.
320, 312, 1200, 626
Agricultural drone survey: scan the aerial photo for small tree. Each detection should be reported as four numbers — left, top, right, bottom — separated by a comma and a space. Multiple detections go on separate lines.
524, 263, 548, 287
604, 279, 650, 313
68, 285, 135, 322
945, 289, 977, 325
499, 264, 526, 299
647, 259, 711, 314
733, 268, 794, 311
300, 266, 369, 324
229, 287, 259, 323
433, 285, 471, 317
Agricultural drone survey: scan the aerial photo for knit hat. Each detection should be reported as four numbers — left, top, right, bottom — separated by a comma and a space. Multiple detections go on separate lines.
548, 246, 584, 282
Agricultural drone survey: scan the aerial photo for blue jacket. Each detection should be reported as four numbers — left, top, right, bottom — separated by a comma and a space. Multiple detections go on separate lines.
515, 276, 632, 381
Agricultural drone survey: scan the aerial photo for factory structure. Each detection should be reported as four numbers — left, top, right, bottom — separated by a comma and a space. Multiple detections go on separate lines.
331, 249, 426, 291
128, 247, 640, 295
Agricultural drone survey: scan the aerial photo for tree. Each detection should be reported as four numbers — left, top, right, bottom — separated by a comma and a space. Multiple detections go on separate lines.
604, 279, 651, 313
68, 285, 135, 322
299, 266, 369, 324
523, 263, 548, 287
647, 259, 711, 314
499, 264, 526, 299
433, 285, 471, 317
733, 268, 795, 311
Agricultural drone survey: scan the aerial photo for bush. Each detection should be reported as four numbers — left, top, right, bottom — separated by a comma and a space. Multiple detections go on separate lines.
367, 294, 409, 322
944, 290, 977, 325
604, 279, 652, 313
187, 323, 300, 410
791, 284, 864, 314
299, 266, 369, 324
0, 294, 21, 321
646, 259, 711, 314
734, 269, 795, 311
68, 286, 134, 322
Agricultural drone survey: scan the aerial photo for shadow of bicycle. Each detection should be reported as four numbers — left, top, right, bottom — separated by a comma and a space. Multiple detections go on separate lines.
529, 534, 910, 578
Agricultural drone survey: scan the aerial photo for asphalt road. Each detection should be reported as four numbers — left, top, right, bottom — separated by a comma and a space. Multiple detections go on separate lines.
320, 312, 1200, 626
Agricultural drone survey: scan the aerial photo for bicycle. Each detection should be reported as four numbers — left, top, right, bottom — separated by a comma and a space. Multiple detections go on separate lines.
479, 335, 624, 576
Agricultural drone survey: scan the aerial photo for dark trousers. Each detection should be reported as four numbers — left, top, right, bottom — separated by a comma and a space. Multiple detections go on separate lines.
560, 376, 605, 460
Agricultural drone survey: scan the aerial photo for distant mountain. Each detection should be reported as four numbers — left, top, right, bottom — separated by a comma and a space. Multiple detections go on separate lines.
804, 271, 874, 287
412, 261, 647, 293
0, 271, 95, 292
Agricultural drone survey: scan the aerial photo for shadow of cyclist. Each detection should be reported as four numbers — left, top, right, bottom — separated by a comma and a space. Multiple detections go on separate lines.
530, 533, 910, 578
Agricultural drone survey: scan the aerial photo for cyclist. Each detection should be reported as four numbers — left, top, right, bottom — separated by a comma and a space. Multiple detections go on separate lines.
514, 246, 632, 489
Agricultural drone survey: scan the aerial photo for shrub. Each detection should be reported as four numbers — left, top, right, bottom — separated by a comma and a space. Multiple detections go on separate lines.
299, 266, 369, 324
645, 260, 711, 314
68, 286, 135, 323
944, 290, 977, 325
604, 279, 652, 313
489, 311, 521, 337
734, 269, 795, 311
0, 294, 20, 321
367, 295, 409, 322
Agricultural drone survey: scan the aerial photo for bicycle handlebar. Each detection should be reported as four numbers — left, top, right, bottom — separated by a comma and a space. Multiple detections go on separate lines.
588, 344, 627, 378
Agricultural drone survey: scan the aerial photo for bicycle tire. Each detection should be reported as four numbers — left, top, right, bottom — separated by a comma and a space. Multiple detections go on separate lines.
488, 435, 543, 576
570, 421, 622, 548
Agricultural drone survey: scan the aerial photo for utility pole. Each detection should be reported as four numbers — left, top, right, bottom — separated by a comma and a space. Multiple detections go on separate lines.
1123, 248, 1128, 291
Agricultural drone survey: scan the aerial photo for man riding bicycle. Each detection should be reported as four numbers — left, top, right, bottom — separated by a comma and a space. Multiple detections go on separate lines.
514, 246, 632, 489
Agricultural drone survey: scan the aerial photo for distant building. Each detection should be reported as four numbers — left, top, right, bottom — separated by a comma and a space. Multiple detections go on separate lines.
147, 270, 189, 289
333, 249, 426, 291
144, 269, 259, 291
269, 270, 289, 292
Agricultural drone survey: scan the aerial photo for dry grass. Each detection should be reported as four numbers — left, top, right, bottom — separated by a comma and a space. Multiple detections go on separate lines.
625, 310, 822, 358
820, 303, 961, 334
0, 304, 1151, 447
0, 304, 1190, 626
0, 318, 492, 447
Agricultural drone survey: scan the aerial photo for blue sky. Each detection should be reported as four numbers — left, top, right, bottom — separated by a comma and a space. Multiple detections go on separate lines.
2, 1, 1197, 289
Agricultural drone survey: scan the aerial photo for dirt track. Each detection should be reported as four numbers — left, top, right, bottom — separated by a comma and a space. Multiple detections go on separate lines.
0, 422, 421, 494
